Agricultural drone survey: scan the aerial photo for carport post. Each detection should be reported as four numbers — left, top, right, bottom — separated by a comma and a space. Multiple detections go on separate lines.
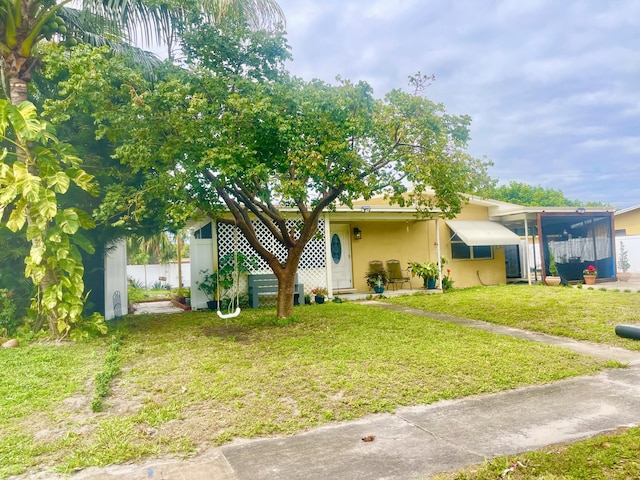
436, 218, 442, 286
524, 218, 531, 285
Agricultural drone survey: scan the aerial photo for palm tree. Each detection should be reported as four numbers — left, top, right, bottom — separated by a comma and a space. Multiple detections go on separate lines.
126, 232, 181, 265
146, 0, 285, 61
0, 0, 284, 105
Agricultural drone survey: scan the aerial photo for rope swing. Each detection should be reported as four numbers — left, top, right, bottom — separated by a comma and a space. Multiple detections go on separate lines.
217, 223, 241, 320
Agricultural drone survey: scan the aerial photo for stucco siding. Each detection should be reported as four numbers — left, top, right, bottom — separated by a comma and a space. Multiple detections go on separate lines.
615, 209, 640, 236
350, 220, 432, 291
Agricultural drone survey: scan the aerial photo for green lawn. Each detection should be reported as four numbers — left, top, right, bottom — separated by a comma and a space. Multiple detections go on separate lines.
436, 426, 640, 479
387, 284, 640, 349
0, 289, 630, 477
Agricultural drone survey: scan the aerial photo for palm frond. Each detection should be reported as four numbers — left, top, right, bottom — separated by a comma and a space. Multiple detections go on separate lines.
61, 6, 162, 79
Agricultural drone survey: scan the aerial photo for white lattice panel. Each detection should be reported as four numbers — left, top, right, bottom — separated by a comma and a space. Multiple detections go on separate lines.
217, 219, 327, 305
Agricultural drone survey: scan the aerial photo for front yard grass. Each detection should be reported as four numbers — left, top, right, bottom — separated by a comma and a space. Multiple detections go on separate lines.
436, 426, 640, 479
0, 301, 612, 477
387, 284, 640, 349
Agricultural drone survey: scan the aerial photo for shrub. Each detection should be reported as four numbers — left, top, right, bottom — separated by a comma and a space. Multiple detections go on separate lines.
0, 289, 20, 337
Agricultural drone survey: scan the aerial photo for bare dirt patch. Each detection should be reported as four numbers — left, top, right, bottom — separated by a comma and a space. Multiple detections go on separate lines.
201, 324, 253, 343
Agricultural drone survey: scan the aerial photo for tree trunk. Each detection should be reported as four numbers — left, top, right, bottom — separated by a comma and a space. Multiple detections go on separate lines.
10, 78, 28, 105
275, 268, 297, 318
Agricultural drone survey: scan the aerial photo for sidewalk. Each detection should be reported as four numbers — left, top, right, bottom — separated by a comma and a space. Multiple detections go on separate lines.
69, 304, 640, 480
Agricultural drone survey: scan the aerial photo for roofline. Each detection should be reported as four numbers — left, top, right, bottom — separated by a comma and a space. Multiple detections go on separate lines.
615, 204, 640, 216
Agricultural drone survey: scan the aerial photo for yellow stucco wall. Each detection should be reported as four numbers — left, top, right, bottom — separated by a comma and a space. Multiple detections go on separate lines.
347, 219, 433, 291
615, 209, 640, 235
339, 200, 509, 291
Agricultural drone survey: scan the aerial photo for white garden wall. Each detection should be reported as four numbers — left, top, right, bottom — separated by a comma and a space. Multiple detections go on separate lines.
615, 235, 640, 274
127, 262, 191, 289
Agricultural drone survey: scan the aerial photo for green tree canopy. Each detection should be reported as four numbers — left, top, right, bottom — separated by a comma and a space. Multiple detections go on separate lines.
487, 181, 609, 207
113, 22, 493, 317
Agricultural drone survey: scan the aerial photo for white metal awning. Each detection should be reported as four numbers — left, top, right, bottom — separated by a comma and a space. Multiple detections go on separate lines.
446, 220, 522, 246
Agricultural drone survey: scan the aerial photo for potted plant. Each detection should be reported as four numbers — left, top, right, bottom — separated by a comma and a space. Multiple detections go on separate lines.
175, 287, 189, 305
365, 268, 388, 293
196, 269, 219, 310
373, 275, 386, 294
311, 286, 328, 304
184, 288, 191, 307
618, 241, 631, 282
197, 254, 259, 310
583, 264, 597, 285
408, 261, 439, 289
544, 250, 561, 286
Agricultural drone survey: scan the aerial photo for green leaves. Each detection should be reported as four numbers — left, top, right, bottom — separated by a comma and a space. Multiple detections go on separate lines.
7, 101, 44, 140
6, 198, 27, 232
0, 100, 103, 339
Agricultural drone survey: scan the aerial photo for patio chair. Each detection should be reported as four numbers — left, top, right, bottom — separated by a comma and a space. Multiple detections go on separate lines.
386, 260, 412, 290
368, 260, 384, 275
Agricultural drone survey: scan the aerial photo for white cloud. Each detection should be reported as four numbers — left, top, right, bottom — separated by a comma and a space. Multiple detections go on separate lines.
277, 0, 640, 207
578, 137, 640, 155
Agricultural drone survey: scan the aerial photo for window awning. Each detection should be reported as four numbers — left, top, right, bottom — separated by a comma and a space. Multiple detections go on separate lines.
446, 220, 522, 246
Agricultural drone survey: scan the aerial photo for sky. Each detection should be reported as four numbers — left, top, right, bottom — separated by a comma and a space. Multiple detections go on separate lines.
275, 0, 640, 208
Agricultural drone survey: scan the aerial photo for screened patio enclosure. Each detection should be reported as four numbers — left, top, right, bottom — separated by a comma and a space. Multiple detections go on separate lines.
490, 207, 615, 284
539, 212, 615, 282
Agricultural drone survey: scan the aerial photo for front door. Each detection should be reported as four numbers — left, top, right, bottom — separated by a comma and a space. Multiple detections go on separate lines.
330, 224, 353, 290
504, 244, 522, 279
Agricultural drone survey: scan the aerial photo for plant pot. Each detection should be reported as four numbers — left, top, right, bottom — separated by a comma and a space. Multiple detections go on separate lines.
427, 278, 437, 290
374, 286, 384, 294
314, 296, 325, 304
583, 275, 597, 285
617, 272, 631, 282
207, 300, 218, 310
544, 276, 561, 286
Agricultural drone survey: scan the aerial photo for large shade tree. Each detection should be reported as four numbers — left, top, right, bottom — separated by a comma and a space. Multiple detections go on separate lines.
116, 24, 493, 318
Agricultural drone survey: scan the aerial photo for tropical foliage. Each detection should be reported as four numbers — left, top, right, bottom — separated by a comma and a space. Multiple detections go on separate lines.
0, 100, 105, 338
408, 261, 439, 286
0, 0, 283, 336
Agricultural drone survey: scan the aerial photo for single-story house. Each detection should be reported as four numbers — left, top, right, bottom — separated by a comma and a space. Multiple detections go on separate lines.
187, 193, 616, 310
615, 204, 640, 236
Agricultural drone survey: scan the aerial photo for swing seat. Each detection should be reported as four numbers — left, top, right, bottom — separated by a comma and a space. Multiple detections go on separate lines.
217, 306, 241, 319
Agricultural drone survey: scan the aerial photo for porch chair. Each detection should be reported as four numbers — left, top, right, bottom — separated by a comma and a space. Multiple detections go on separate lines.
386, 260, 412, 290
368, 260, 384, 275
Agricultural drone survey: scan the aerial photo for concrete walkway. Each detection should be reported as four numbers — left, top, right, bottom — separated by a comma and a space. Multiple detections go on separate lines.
132, 300, 184, 315
65, 304, 640, 480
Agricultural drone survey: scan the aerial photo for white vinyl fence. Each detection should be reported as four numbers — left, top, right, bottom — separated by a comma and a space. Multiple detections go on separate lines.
616, 235, 640, 273
127, 262, 191, 289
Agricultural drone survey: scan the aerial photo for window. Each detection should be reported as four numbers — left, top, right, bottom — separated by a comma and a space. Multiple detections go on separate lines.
194, 222, 213, 239
450, 230, 493, 260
